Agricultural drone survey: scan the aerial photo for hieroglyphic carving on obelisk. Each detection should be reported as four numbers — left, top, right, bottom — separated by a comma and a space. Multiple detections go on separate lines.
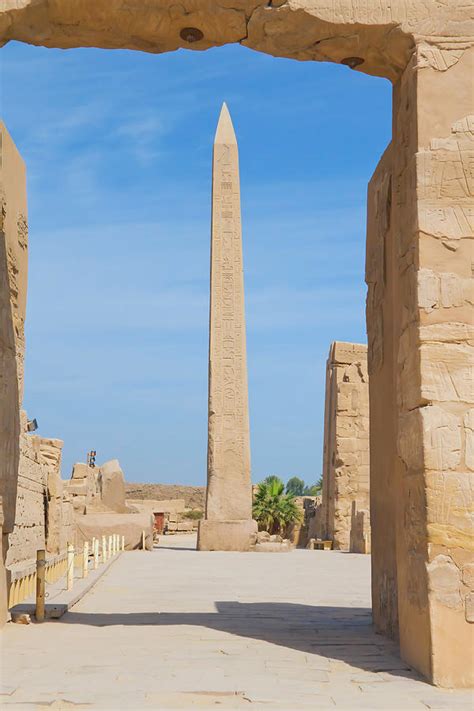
197, 103, 257, 551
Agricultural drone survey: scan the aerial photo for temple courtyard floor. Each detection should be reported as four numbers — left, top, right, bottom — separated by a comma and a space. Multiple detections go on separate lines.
2, 534, 473, 710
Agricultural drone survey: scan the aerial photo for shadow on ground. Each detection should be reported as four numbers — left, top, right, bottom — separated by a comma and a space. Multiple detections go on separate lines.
60, 602, 414, 678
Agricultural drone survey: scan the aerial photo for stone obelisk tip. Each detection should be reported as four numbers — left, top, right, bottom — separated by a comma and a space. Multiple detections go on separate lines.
214, 102, 237, 145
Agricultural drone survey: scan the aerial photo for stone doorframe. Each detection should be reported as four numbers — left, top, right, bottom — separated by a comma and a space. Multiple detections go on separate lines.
0, 0, 472, 688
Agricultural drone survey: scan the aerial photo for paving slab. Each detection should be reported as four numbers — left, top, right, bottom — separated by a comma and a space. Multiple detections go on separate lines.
1, 534, 472, 710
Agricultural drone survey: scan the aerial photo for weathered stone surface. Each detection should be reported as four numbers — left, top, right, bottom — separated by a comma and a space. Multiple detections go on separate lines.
1, 1, 472, 84
0, 121, 27, 543
125, 482, 205, 509
198, 519, 257, 552
319, 342, 370, 553
375, 45, 474, 687
64, 462, 100, 513
6, 417, 71, 565
74, 512, 154, 551
40, 437, 65, 554
126, 498, 186, 514
99, 459, 128, 513
6, 417, 46, 568
198, 104, 256, 551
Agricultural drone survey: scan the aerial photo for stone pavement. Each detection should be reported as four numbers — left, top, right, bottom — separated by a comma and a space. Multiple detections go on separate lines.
1, 534, 472, 710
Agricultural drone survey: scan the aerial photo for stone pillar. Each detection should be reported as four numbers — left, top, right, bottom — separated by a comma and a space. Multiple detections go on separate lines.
320, 342, 370, 551
369, 44, 474, 687
38, 438, 64, 554
99, 459, 128, 513
366, 142, 400, 639
198, 104, 257, 551
0, 122, 28, 624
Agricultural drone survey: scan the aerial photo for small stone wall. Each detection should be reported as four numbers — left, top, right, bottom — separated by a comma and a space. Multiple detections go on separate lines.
320, 342, 370, 552
5, 413, 75, 567
64, 459, 128, 514
6, 421, 46, 567
126, 498, 186, 515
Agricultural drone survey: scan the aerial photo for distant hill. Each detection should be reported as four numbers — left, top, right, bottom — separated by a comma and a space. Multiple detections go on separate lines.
125, 483, 205, 510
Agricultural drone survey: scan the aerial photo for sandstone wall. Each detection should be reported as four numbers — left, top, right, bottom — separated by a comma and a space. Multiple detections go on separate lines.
64, 459, 128, 514
366, 143, 399, 636
125, 483, 205, 510
0, 122, 28, 623
74, 512, 154, 551
320, 342, 370, 552
4, 413, 75, 567
64, 462, 101, 514
6, 416, 47, 567
381, 45, 473, 686
0, 122, 27, 535
38, 437, 76, 553
127, 499, 186, 514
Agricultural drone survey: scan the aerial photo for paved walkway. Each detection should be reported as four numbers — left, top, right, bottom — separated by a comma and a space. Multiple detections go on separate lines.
2, 535, 472, 710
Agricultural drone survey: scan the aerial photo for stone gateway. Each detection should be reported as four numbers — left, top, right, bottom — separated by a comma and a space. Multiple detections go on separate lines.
0, 0, 473, 688
198, 104, 257, 552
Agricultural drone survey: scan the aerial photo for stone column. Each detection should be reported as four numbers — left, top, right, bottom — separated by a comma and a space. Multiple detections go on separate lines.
320, 342, 370, 552
198, 103, 257, 551
369, 44, 474, 687
0, 122, 28, 625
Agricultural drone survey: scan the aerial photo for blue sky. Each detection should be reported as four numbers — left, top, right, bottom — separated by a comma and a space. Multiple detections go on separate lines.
1, 42, 391, 486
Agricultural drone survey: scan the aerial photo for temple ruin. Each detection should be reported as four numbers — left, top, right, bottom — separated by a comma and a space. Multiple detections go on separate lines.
319, 342, 370, 553
0, 0, 472, 688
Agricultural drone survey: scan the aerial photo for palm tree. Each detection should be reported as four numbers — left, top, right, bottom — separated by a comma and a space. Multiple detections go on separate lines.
303, 476, 323, 496
253, 476, 302, 535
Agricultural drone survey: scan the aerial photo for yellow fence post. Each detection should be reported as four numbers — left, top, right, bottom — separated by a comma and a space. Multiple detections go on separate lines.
142, 530, 146, 550
121, 535, 125, 551
67, 543, 74, 591
108, 535, 113, 558
93, 538, 99, 569
82, 541, 89, 578
102, 535, 107, 562
36, 550, 45, 622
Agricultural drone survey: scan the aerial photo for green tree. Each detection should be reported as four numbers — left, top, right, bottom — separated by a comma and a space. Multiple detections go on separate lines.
303, 476, 323, 496
285, 476, 306, 496
253, 476, 302, 535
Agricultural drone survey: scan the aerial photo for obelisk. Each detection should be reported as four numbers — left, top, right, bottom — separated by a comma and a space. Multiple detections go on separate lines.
197, 103, 257, 551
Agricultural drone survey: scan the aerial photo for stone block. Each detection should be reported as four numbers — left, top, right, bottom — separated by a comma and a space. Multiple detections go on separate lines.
66, 480, 88, 496
71, 463, 92, 479
74, 512, 154, 551
197, 519, 257, 552
99, 459, 127, 513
